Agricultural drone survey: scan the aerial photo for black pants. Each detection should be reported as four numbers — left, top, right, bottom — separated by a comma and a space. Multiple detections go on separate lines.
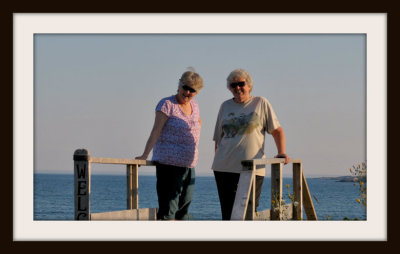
214, 171, 264, 220
156, 163, 195, 220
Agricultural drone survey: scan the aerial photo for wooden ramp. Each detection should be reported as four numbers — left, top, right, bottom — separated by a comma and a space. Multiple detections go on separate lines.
231, 158, 318, 221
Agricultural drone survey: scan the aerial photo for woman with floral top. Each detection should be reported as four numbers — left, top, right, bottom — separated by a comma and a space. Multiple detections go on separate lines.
136, 70, 203, 220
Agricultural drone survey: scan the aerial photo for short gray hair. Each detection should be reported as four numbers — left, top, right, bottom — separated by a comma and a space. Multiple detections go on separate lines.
226, 68, 253, 90
179, 70, 204, 92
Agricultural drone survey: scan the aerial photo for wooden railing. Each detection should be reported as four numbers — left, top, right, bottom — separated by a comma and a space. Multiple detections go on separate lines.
73, 148, 157, 220
231, 158, 318, 220
74, 148, 317, 221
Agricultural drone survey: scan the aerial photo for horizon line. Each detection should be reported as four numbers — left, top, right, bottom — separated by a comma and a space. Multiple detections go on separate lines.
34, 171, 349, 178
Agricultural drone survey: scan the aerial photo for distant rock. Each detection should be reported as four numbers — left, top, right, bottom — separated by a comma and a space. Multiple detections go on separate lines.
314, 176, 366, 183
335, 176, 358, 182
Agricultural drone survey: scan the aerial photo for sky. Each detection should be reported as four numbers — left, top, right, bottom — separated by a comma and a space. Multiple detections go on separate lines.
34, 34, 365, 176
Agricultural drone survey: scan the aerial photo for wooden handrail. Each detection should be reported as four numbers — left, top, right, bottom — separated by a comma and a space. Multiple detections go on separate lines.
241, 158, 302, 167
74, 149, 317, 221
73, 149, 157, 220
231, 158, 317, 221
90, 157, 155, 166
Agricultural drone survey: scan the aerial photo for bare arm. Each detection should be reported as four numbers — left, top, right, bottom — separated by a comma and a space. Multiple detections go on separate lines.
135, 111, 168, 160
271, 126, 290, 164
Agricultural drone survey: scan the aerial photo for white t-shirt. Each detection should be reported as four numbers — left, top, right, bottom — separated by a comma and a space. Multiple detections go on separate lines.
212, 96, 281, 176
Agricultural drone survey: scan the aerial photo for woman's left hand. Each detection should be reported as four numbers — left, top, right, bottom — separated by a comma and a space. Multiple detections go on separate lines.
275, 153, 290, 164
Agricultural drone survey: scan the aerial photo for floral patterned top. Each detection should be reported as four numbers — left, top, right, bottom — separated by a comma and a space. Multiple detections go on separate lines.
152, 95, 201, 168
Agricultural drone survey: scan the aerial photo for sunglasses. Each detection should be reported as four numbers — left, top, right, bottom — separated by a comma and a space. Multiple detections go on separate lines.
182, 85, 197, 93
230, 81, 246, 89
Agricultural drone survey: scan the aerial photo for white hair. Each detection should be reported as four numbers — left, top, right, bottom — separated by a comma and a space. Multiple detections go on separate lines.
226, 68, 254, 90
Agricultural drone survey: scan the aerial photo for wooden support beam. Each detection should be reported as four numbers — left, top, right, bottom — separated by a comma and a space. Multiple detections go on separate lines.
292, 163, 303, 220
127, 164, 139, 210
271, 163, 283, 220
302, 171, 318, 220
245, 169, 256, 220
230, 170, 255, 220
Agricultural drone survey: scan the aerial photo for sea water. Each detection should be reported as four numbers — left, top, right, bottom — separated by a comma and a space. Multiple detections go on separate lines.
34, 174, 366, 220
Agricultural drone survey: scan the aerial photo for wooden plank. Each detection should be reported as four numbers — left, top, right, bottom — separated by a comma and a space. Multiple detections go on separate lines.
292, 163, 303, 220
126, 164, 139, 209
241, 158, 302, 168
271, 163, 283, 220
127, 165, 132, 209
230, 170, 255, 220
74, 149, 91, 220
132, 164, 139, 209
90, 208, 157, 220
302, 171, 318, 220
245, 169, 256, 220
90, 157, 155, 166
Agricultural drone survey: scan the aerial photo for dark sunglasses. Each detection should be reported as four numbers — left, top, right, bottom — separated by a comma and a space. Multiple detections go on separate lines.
230, 81, 246, 89
182, 85, 197, 93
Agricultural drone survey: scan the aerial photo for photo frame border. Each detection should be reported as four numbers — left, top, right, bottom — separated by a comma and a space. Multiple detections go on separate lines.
8, 10, 395, 252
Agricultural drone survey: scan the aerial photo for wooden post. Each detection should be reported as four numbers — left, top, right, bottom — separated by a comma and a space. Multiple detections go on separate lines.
271, 163, 283, 220
74, 149, 91, 220
127, 164, 139, 209
292, 163, 303, 220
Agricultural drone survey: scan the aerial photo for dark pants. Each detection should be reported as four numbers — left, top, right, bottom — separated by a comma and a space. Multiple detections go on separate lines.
214, 171, 264, 220
156, 163, 195, 220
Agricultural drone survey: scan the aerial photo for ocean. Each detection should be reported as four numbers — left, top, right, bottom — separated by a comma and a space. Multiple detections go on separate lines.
34, 174, 366, 221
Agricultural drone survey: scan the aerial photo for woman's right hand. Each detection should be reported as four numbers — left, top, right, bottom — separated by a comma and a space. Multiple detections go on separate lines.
135, 155, 148, 160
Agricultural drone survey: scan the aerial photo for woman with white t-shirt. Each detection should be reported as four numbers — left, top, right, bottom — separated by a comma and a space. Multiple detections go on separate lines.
212, 68, 290, 220
136, 70, 203, 220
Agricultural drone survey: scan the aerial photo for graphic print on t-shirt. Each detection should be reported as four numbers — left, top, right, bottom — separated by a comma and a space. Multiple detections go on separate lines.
221, 112, 261, 138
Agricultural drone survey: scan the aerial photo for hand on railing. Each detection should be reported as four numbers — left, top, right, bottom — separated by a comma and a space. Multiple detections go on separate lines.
275, 153, 290, 165
135, 154, 148, 160
135, 154, 148, 167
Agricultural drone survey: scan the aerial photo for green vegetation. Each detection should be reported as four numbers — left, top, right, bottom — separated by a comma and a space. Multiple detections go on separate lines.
349, 161, 367, 207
